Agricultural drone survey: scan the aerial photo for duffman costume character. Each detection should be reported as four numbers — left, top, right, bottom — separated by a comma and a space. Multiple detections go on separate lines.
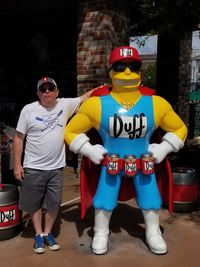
65, 46, 188, 255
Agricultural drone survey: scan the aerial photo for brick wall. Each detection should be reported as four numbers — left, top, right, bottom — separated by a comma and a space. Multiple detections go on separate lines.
77, 0, 132, 95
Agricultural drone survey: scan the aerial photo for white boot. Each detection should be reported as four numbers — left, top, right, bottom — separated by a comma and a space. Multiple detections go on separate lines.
91, 209, 112, 255
142, 210, 167, 255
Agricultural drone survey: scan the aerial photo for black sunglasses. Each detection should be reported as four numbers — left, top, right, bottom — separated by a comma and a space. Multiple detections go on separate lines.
39, 83, 56, 93
110, 61, 141, 73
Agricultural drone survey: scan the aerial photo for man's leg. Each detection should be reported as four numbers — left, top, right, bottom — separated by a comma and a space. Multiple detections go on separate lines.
30, 209, 45, 254
42, 169, 63, 251
43, 210, 60, 251
30, 209, 43, 235
44, 210, 58, 234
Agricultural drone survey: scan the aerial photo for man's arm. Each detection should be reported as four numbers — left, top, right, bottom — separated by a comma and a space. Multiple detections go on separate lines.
13, 131, 25, 182
79, 85, 106, 103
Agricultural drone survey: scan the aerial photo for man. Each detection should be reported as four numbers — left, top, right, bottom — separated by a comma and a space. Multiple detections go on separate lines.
13, 77, 94, 254
65, 46, 188, 255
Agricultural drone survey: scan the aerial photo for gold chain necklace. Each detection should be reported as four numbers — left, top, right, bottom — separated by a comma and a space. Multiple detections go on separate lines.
120, 101, 134, 110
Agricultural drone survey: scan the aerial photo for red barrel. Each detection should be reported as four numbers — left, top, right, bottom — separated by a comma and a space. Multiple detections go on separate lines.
172, 167, 199, 213
0, 184, 22, 240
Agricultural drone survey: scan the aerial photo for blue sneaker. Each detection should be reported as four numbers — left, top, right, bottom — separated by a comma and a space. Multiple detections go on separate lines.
33, 234, 45, 254
44, 233, 60, 251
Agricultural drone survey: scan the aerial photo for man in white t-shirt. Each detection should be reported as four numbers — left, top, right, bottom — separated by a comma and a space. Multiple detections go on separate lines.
13, 77, 94, 254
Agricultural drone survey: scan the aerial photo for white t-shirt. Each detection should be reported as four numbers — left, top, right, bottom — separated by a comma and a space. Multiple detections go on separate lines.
16, 97, 81, 170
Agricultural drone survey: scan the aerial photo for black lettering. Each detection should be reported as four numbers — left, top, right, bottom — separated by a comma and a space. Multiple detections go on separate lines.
0, 209, 15, 223
124, 121, 132, 133
113, 113, 123, 138
0, 211, 6, 223
128, 114, 138, 139
6, 210, 15, 221
111, 113, 147, 139
128, 113, 146, 139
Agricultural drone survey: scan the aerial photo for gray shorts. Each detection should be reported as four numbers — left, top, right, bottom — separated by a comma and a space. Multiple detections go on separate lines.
18, 168, 63, 212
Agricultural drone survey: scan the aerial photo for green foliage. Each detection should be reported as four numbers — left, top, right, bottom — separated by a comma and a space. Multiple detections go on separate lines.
130, 0, 200, 36
142, 62, 157, 88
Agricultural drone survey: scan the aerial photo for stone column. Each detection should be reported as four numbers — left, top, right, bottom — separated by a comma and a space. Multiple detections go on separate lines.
77, 0, 132, 95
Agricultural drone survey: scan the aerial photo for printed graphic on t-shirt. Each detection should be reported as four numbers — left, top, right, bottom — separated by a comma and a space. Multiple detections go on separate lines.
109, 113, 147, 139
35, 109, 63, 132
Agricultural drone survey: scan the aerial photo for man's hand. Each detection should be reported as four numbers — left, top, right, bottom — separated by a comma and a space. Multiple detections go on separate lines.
14, 164, 24, 182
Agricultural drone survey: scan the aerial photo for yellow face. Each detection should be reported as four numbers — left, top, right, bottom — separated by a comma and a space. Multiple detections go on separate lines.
109, 61, 141, 92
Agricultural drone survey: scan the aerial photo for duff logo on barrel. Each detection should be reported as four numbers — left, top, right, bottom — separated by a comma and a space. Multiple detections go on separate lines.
0, 204, 19, 227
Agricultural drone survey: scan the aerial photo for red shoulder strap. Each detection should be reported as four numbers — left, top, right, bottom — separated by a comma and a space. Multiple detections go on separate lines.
91, 85, 110, 97
90, 85, 155, 97
139, 86, 156, 96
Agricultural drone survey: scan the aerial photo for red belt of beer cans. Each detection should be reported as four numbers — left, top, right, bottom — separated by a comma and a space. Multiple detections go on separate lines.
102, 153, 154, 176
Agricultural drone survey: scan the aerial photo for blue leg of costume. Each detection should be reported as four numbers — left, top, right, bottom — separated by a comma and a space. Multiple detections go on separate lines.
132, 172, 162, 210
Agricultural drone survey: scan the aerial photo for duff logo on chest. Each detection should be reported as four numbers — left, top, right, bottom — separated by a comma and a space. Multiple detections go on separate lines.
109, 113, 147, 139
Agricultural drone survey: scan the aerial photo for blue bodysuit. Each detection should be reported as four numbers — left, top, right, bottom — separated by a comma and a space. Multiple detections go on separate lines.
93, 94, 162, 211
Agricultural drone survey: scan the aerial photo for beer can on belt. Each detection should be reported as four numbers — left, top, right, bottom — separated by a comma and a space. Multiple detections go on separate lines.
124, 154, 137, 177
140, 153, 154, 175
107, 153, 120, 175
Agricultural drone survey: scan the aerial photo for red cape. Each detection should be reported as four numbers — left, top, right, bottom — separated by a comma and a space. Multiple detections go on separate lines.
80, 86, 173, 218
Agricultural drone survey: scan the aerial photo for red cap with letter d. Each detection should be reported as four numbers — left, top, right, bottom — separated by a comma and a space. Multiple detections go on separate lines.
109, 46, 141, 65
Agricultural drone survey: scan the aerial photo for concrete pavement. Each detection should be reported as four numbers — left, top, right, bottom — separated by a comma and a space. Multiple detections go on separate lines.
0, 166, 200, 267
